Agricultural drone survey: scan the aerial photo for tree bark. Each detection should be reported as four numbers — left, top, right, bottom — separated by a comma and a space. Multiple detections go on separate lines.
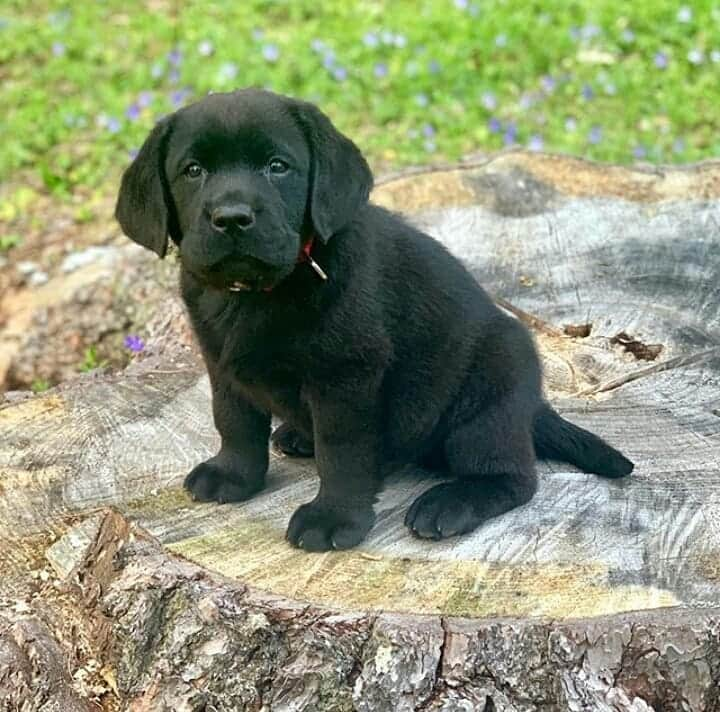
31, 509, 720, 711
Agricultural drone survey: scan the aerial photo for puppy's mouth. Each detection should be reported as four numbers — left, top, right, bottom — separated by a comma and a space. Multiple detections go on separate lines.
213, 257, 295, 294
182, 249, 298, 294
227, 277, 277, 293
228, 280, 253, 292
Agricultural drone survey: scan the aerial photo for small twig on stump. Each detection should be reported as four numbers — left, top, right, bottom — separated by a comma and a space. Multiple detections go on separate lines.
494, 297, 564, 337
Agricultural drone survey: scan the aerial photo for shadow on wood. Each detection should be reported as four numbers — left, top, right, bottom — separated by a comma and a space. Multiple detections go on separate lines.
1, 151, 720, 710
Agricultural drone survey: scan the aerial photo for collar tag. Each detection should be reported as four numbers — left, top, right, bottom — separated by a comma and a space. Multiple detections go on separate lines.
299, 236, 328, 281
306, 255, 328, 281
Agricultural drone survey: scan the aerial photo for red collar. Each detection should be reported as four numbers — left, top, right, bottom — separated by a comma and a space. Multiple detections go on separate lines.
261, 235, 326, 292
299, 235, 328, 281
299, 236, 315, 263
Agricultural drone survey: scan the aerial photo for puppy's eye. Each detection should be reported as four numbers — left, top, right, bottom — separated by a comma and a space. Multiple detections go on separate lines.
268, 158, 289, 175
184, 162, 204, 179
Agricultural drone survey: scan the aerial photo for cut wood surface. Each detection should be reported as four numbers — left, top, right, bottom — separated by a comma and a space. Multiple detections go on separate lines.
1, 152, 720, 710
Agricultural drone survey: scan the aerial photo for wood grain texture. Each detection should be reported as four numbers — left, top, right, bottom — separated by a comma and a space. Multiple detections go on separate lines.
1, 152, 719, 709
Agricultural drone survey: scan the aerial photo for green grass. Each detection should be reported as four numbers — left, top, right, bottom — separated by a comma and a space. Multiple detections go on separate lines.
1, 0, 720, 199
30, 378, 51, 393
78, 345, 108, 373
0, 234, 22, 252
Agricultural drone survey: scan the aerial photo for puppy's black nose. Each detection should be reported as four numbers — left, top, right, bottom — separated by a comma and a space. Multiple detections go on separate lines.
211, 204, 255, 232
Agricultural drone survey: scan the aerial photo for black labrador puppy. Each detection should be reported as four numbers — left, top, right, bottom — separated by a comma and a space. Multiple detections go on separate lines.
116, 88, 633, 552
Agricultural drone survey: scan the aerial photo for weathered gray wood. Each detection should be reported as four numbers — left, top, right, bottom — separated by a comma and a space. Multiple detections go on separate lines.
1, 152, 720, 709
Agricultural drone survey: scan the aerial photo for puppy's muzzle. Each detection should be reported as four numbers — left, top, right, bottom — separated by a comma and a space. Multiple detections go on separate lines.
210, 203, 256, 233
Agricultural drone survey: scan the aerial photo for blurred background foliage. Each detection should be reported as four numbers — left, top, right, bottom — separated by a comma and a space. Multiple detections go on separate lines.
2, 0, 720, 205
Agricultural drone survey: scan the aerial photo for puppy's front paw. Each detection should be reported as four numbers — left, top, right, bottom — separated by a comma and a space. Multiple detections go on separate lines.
286, 500, 375, 552
405, 482, 479, 540
184, 459, 265, 504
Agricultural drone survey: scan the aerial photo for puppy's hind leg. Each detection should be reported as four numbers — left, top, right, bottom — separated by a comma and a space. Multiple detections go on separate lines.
405, 401, 537, 540
271, 422, 315, 457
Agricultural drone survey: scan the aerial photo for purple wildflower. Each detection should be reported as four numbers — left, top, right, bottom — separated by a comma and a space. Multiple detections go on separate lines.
632, 145, 647, 159
363, 32, 379, 48
129, 148, 139, 160
422, 123, 436, 138
151, 62, 164, 79
52, 42, 66, 57
621, 29, 636, 43
428, 59, 441, 74
124, 335, 145, 353
322, 52, 336, 70
528, 135, 544, 151
581, 84, 594, 100
170, 89, 191, 106
519, 93, 535, 110
262, 44, 280, 62
581, 24, 601, 41
198, 40, 214, 57
137, 91, 153, 108
541, 75, 556, 92
569, 26, 581, 41
488, 117, 502, 133
481, 91, 497, 110
311, 38, 325, 53
672, 138, 686, 154
588, 125, 602, 145
374, 62, 388, 78
454, 0, 468, 8
107, 117, 121, 134
167, 48, 183, 66
169, 68, 180, 84
503, 122, 517, 146
654, 51, 669, 69
217, 62, 238, 82
333, 67, 348, 82
125, 103, 141, 121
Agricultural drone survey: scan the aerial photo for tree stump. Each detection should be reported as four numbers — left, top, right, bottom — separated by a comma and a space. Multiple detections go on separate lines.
1, 152, 720, 711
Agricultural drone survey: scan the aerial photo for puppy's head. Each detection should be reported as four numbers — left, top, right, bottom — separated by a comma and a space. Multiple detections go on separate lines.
115, 89, 372, 292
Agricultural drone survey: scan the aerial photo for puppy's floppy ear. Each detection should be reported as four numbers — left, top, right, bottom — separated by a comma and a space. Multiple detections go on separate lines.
291, 101, 373, 243
115, 118, 175, 258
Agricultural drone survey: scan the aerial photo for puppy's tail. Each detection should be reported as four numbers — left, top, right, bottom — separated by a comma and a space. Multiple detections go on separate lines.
532, 403, 634, 478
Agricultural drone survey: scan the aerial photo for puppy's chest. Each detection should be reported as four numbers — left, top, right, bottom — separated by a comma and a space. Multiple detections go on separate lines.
214, 323, 309, 417
187, 295, 308, 380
